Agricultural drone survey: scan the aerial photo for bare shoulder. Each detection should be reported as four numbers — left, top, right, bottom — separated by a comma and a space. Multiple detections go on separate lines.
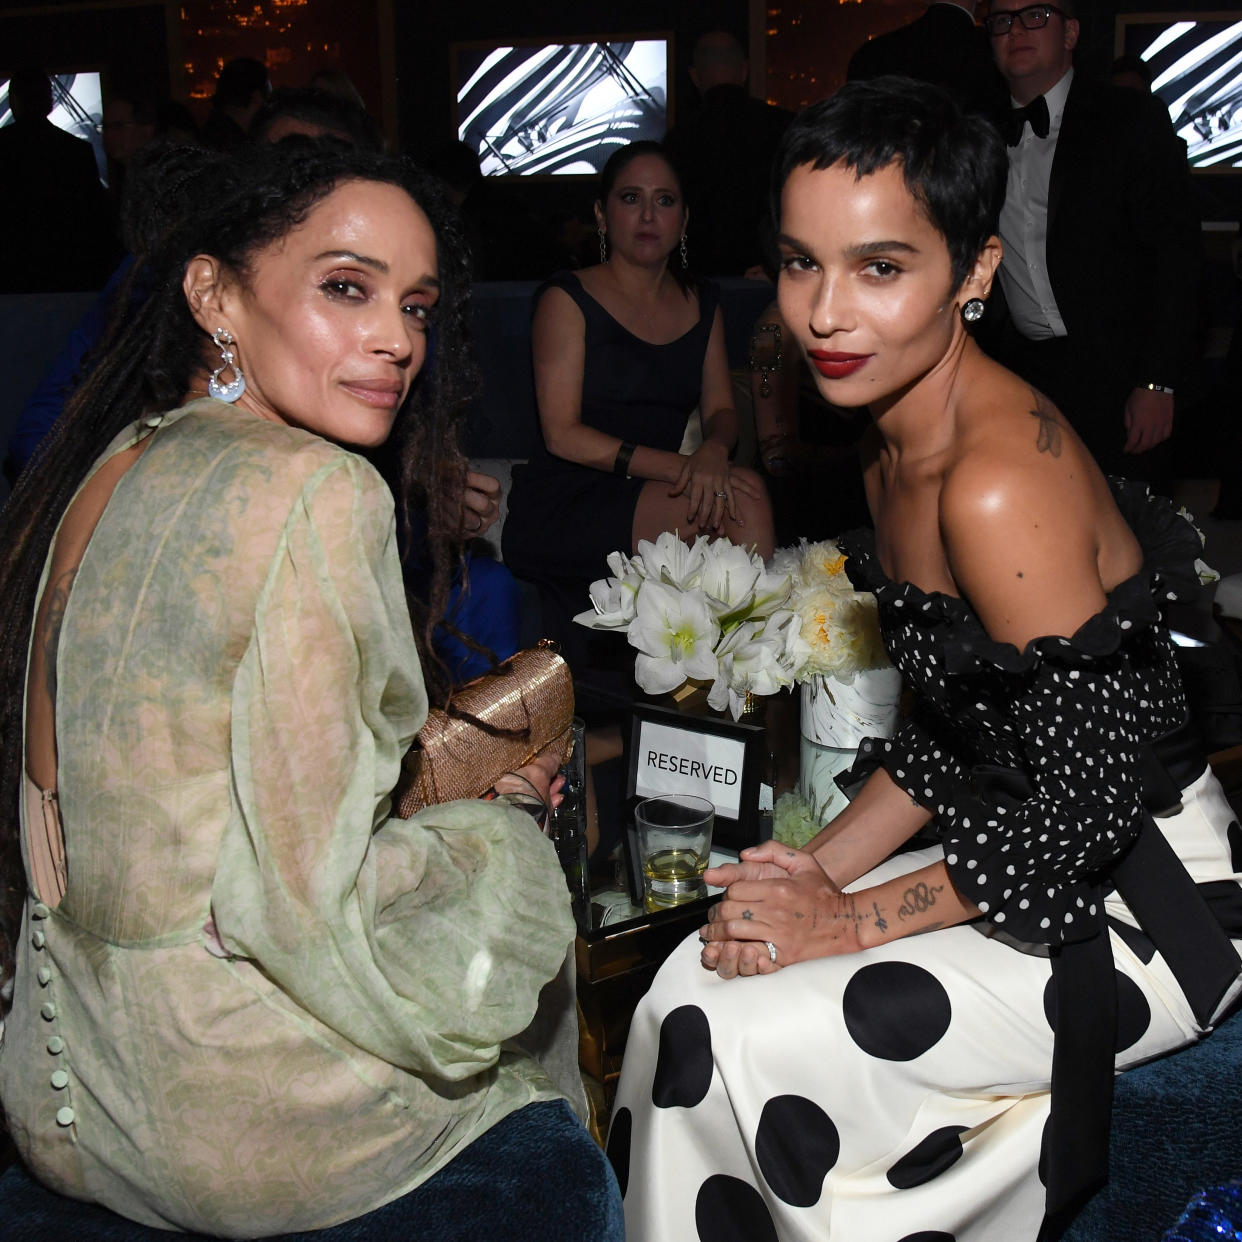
533, 280, 585, 329
939, 438, 1110, 648
532, 282, 586, 363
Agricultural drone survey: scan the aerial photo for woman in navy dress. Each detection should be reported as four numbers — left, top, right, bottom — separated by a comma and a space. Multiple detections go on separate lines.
503, 142, 774, 660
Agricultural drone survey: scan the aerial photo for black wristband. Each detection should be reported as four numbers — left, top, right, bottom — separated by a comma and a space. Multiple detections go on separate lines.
613, 440, 637, 478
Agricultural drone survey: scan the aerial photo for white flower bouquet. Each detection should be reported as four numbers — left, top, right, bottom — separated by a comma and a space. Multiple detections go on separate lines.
574, 532, 809, 720
575, 533, 894, 722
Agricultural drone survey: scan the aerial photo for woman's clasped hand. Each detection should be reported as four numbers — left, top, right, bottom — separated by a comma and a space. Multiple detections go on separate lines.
699, 843, 859, 976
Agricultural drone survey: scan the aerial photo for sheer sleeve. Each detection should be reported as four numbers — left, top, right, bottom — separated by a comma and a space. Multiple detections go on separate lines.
211, 454, 574, 1079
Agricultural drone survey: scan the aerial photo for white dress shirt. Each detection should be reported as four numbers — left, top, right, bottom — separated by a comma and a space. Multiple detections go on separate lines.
997, 68, 1074, 340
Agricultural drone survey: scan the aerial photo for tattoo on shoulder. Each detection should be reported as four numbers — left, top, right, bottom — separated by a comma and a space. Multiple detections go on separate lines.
896, 882, 945, 922
1029, 391, 1063, 457
41, 569, 77, 702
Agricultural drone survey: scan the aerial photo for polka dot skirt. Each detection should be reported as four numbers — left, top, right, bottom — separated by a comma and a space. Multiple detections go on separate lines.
612, 781, 1242, 1241
609, 486, 1242, 1240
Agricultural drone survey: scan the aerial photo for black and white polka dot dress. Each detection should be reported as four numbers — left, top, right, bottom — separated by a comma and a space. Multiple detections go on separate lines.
608, 483, 1242, 1242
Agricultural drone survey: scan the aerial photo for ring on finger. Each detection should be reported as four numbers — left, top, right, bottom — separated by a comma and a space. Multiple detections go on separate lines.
714, 490, 728, 499
764, 941, 778, 964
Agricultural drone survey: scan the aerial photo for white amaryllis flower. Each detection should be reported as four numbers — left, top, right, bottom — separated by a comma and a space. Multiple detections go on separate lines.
767, 607, 813, 678
605, 548, 646, 583
574, 548, 647, 629
749, 565, 795, 619
635, 531, 708, 590
577, 532, 888, 710
627, 580, 721, 694
707, 619, 790, 718
698, 539, 764, 614
573, 574, 640, 629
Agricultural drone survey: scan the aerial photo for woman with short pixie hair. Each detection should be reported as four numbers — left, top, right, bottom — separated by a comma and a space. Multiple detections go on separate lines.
609, 78, 1242, 1242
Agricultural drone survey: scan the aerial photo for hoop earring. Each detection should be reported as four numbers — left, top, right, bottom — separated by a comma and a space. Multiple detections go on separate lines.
208, 328, 246, 403
598, 227, 607, 264
961, 298, 985, 324
679, 233, 688, 270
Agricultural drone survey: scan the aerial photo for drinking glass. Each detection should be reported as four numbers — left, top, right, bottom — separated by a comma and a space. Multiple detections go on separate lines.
634, 794, 715, 911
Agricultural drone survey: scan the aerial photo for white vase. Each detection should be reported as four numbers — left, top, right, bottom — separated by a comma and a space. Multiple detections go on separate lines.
799, 668, 902, 822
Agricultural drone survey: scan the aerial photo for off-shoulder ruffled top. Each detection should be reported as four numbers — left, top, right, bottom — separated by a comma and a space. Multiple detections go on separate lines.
839, 479, 1204, 947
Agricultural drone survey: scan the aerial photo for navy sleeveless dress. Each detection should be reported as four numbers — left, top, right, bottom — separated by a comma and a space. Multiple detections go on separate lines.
503, 271, 719, 586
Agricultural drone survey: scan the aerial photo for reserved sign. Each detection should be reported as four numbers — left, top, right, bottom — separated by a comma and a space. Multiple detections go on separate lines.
633, 719, 749, 819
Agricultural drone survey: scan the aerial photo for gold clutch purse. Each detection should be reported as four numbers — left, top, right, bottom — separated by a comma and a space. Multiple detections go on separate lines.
394, 639, 575, 817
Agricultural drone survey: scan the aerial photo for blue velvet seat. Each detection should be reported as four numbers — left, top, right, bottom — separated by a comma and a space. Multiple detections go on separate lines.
0, 1100, 623, 1242
1063, 1006, 1242, 1242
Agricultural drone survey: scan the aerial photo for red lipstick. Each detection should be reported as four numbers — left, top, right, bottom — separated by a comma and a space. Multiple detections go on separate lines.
808, 351, 871, 379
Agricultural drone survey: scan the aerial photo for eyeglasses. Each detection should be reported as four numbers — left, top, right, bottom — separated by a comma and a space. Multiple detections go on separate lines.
984, 5, 1068, 36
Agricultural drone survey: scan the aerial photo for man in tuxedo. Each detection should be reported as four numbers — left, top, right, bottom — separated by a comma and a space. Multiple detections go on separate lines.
848, 0, 1007, 117
985, 0, 1198, 476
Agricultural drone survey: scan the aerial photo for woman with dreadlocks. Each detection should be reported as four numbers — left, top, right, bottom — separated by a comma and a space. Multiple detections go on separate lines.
0, 139, 620, 1240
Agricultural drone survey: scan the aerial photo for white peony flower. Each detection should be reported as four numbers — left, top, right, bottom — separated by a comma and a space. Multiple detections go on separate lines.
627, 580, 721, 694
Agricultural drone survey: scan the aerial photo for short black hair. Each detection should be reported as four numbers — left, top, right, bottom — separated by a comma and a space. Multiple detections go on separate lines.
773, 76, 1006, 288
250, 86, 383, 151
212, 57, 269, 110
108, 86, 159, 127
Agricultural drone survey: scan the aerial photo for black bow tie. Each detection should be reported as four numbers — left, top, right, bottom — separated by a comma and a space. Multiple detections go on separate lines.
1004, 94, 1050, 145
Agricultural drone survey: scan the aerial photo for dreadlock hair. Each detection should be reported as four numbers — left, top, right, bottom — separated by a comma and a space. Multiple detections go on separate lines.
0, 137, 478, 1009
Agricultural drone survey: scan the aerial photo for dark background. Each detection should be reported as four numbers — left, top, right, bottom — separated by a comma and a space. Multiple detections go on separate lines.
0, 0, 1237, 220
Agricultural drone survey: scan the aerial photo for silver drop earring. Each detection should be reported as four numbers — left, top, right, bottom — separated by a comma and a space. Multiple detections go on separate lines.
961, 298, 985, 324
208, 328, 246, 403
598, 227, 607, 264
679, 233, 688, 269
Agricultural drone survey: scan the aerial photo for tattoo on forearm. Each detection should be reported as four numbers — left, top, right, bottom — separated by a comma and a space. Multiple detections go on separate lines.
896, 882, 946, 922
905, 921, 945, 937
833, 893, 858, 940
872, 901, 888, 933
1030, 391, 1063, 457
41, 569, 77, 702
